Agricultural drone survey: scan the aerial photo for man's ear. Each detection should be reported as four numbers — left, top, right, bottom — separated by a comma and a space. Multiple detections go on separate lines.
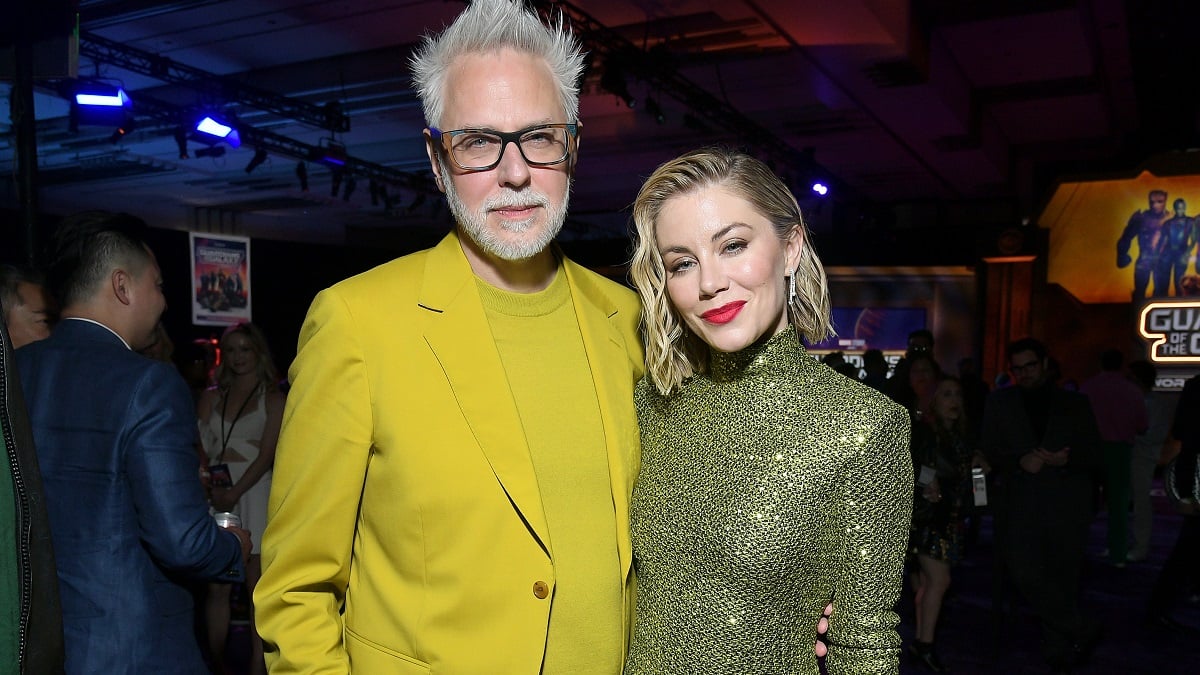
112, 268, 134, 306
423, 129, 446, 194
567, 125, 583, 176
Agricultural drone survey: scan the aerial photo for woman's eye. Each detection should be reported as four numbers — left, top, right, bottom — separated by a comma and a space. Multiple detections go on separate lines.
668, 259, 694, 274
722, 240, 747, 254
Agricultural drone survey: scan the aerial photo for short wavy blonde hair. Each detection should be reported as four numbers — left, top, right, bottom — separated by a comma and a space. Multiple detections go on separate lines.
630, 147, 834, 395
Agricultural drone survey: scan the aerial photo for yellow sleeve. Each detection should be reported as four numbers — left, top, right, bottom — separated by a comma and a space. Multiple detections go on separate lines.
826, 401, 914, 675
255, 288, 374, 674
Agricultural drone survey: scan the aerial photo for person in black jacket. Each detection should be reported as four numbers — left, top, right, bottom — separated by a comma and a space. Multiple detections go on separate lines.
1, 297, 64, 673
981, 337, 1103, 672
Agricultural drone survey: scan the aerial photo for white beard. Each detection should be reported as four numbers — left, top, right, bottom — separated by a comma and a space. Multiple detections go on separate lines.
439, 156, 569, 261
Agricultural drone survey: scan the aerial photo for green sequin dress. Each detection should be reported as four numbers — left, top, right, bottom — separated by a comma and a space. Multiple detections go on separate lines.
625, 330, 913, 675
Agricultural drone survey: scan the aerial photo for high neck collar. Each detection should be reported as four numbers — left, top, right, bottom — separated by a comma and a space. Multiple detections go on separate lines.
708, 327, 805, 382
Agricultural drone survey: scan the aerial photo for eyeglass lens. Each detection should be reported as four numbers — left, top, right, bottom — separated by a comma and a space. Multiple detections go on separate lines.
448, 127, 570, 168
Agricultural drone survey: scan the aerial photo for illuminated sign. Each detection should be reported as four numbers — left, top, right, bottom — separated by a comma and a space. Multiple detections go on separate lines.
1139, 301, 1200, 363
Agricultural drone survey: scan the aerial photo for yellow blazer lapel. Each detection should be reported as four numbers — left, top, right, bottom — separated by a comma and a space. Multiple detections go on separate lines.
418, 232, 551, 553
563, 259, 639, 580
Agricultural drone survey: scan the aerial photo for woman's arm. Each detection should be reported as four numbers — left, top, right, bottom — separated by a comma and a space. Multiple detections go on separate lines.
826, 401, 914, 675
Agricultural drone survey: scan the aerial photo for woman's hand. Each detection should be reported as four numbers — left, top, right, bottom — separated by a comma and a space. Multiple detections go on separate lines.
814, 603, 833, 657
210, 487, 239, 512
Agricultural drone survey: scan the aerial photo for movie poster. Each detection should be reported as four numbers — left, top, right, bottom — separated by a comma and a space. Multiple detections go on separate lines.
1043, 171, 1200, 304
190, 233, 250, 326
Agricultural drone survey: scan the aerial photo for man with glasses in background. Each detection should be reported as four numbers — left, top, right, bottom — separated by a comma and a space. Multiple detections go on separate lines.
981, 337, 1104, 673
254, 0, 644, 672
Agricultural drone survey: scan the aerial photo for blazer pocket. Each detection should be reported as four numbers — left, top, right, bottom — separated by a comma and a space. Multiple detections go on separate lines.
346, 626, 431, 674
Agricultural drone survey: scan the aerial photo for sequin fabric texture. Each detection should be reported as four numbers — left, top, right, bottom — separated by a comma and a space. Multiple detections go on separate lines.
625, 330, 914, 675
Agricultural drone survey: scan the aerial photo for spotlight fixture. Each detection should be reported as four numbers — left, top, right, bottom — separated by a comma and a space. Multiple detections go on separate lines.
343, 175, 357, 202
174, 127, 189, 159
244, 148, 268, 174
72, 84, 134, 128
192, 115, 241, 148
74, 86, 131, 108
296, 161, 309, 191
600, 59, 636, 109
644, 97, 665, 125
194, 145, 226, 159
811, 182, 829, 197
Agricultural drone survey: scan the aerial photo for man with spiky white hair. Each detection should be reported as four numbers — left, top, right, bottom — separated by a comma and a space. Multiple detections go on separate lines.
255, 1, 643, 672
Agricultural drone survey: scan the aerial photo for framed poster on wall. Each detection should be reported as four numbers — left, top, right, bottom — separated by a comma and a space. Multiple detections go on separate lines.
189, 233, 251, 327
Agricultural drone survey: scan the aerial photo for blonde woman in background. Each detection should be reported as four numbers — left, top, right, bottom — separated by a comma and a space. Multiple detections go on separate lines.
198, 322, 284, 675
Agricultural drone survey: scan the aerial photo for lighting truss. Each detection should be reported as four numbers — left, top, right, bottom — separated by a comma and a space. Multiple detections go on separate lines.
78, 31, 351, 133
122, 91, 436, 195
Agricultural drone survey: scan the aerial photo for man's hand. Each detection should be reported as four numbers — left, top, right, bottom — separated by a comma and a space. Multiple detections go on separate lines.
971, 452, 991, 474
226, 526, 253, 566
1036, 446, 1070, 467
1118, 252, 1132, 268
815, 603, 833, 657
1019, 451, 1045, 474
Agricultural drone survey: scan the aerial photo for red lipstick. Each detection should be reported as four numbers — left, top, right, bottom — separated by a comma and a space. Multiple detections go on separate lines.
701, 301, 746, 324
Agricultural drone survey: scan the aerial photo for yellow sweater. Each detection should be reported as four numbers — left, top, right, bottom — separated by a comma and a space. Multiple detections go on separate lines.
478, 269, 623, 674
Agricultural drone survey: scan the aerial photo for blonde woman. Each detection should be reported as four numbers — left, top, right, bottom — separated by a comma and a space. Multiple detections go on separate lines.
625, 147, 913, 674
197, 322, 284, 675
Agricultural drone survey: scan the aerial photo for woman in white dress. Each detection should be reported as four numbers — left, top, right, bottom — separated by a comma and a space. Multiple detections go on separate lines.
198, 322, 285, 675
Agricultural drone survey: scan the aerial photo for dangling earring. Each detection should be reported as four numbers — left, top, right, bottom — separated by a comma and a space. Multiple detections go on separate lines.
788, 269, 797, 306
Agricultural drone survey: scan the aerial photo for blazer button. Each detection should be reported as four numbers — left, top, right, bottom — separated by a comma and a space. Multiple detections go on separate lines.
532, 580, 550, 599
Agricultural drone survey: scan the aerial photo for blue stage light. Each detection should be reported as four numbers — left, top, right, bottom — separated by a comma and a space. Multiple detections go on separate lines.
71, 84, 134, 129
75, 88, 131, 108
193, 115, 241, 148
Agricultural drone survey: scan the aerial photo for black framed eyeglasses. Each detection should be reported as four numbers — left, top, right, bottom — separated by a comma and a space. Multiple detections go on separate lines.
429, 123, 580, 171
1010, 360, 1041, 373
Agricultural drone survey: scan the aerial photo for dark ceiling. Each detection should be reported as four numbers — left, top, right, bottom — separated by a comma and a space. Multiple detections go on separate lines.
3, 0, 1196, 259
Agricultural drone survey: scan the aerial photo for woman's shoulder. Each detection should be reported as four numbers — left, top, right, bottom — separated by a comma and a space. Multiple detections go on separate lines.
806, 360, 907, 419
633, 372, 705, 423
634, 375, 669, 410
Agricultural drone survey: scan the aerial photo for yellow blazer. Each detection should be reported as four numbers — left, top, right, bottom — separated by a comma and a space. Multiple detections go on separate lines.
255, 231, 644, 674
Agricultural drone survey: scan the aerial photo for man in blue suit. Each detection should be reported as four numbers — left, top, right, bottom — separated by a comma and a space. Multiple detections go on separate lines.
16, 211, 250, 674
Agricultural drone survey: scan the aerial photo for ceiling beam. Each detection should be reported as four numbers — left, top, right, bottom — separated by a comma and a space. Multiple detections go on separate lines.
47, 78, 437, 194
79, 31, 352, 133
